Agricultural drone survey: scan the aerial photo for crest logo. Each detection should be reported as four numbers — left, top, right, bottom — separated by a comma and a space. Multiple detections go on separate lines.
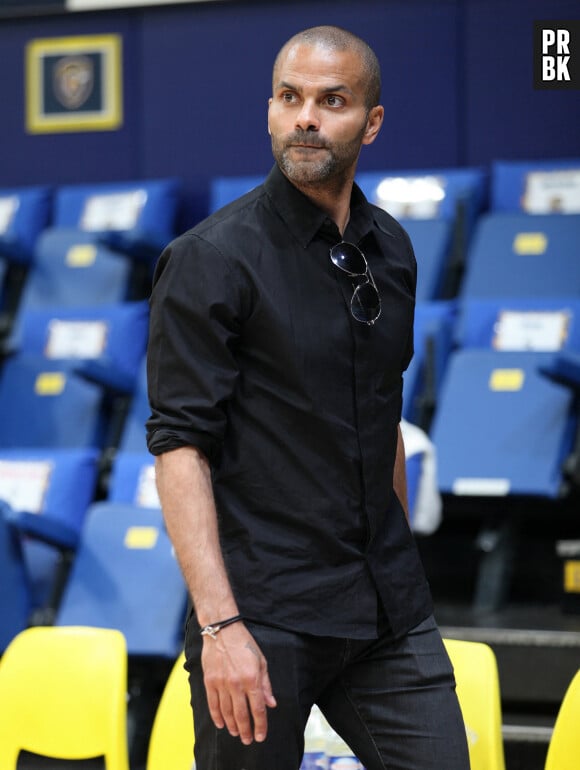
53, 55, 94, 109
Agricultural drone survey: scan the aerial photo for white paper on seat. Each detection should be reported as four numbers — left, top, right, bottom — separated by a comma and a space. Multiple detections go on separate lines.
80, 189, 147, 231
46, 320, 108, 359
493, 310, 570, 351
136, 464, 160, 508
522, 169, 580, 214
0, 460, 53, 513
0, 196, 19, 235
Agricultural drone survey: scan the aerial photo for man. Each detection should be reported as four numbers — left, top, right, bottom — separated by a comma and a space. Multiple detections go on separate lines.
146, 25, 470, 770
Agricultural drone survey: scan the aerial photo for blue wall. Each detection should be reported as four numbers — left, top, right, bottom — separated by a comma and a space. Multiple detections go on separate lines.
0, 0, 578, 225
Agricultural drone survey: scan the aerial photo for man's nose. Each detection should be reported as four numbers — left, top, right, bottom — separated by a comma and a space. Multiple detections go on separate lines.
295, 100, 320, 132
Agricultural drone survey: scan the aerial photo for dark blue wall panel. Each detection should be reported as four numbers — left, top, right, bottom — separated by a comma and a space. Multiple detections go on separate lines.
463, 0, 580, 166
0, 0, 577, 225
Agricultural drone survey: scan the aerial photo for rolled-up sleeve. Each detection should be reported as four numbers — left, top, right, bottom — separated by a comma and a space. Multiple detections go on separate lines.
146, 232, 245, 464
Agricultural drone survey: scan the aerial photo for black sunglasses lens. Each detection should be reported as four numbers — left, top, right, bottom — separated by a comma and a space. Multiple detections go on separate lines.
351, 281, 381, 324
330, 242, 367, 276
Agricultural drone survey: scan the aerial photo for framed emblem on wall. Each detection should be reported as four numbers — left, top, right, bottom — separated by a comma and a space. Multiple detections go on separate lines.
25, 34, 122, 133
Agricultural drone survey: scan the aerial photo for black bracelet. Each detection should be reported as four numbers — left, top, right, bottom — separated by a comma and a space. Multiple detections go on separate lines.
200, 614, 243, 639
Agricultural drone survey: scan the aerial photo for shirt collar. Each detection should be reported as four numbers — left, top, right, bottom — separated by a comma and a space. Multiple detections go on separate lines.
264, 164, 377, 249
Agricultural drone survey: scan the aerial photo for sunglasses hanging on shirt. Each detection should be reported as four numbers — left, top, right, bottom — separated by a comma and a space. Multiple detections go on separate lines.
329, 241, 381, 326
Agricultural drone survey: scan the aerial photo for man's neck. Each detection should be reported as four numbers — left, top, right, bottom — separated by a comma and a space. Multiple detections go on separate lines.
286, 172, 355, 237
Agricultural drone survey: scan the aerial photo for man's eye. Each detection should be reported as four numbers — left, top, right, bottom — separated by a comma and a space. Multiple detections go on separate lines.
326, 95, 343, 107
282, 92, 296, 103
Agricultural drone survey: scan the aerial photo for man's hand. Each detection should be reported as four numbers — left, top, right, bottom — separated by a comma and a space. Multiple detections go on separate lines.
201, 622, 277, 745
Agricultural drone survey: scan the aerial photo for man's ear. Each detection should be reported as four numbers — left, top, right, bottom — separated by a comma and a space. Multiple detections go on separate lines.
362, 105, 384, 146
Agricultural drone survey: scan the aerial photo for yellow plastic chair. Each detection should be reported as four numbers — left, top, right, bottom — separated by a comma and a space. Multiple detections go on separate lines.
443, 637, 506, 770
0, 625, 129, 770
147, 651, 195, 770
544, 668, 580, 770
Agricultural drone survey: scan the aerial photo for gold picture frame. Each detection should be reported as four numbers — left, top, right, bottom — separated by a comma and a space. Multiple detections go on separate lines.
25, 34, 122, 133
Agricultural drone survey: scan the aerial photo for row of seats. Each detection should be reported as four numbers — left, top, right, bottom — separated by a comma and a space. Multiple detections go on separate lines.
0, 157, 579, 652
1, 623, 578, 770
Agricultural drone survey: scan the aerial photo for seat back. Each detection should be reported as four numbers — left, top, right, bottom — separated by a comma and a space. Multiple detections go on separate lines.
108, 451, 159, 507
0, 625, 129, 769
0, 185, 51, 266
443, 638, 506, 770
544, 668, 580, 770
147, 652, 194, 770
0, 504, 31, 652
10, 300, 149, 390
460, 212, 580, 299
491, 158, 580, 214
56, 502, 187, 658
209, 174, 265, 214
20, 229, 133, 310
0, 355, 107, 450
117, 357, 151, 452
53, 178, 180, 261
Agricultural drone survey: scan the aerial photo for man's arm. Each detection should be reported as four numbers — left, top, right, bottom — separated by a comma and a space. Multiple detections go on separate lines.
155, 445, 276, 744
393, 422, 409, 522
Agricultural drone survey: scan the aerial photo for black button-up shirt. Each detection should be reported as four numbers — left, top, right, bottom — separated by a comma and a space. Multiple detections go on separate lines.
146, 165, 433, 639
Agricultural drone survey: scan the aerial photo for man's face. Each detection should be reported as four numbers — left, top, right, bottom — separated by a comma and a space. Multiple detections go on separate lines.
268, 43, 383, 187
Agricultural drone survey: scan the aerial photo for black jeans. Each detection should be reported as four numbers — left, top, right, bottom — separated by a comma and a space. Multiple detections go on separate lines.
184, 613, 470, 770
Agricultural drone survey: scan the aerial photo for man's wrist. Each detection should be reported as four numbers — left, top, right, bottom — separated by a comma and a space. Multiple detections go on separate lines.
200, 614, 243, 639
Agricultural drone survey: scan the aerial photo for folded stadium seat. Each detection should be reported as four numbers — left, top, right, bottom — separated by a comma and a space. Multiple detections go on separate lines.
0, 354, 115, 615
0, 185, 52, 334
101, 355, 159, 510
56, 502, 187, 660
146, 652, 194, 770
0, 501, 31, 653
443, 638, 506, 770
404, 300, 457, 429
430, 297, 580, 611
0, 625, 129, 770
544, 668, 580, 770
459, 212, 580, 300
16, 230, 135, 314
8, 300, 149, 396
54, 500, 187, 762
356, 167, 487, 301
0, 186, 52, 267
209, 174, 265, 214
490, 158, 580, 215
0, 447, 100, 616
53, 178, 181, 264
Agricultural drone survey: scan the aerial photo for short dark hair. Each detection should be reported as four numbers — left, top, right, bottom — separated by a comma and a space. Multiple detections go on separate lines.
273, 26, 382, 109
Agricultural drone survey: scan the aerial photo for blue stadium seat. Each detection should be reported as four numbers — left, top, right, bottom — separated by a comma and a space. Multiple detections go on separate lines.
53, 178, 181, 263
209, 174, 265, 214
108, 451, 158, 508
459, 213, 580, 299
115, 357, 150, 453
430, 297, 580, 610
56, 502, 187, 659
0, 186, 52, 334
357, 167, 486, 300
432, 350, 575, 499
491, 158, 580, 214
432, 296, 580, 497
0, 355, 109, 614
0, 355, 110, 452
0, 447, 100, 551
404, 300, 457, 428
401, 218, 454, 301
355, 167, 487, 225
8, 301, 149, 395
0, 185, 51, 267
0, 502, 31, 652
18, 230, 134, 311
